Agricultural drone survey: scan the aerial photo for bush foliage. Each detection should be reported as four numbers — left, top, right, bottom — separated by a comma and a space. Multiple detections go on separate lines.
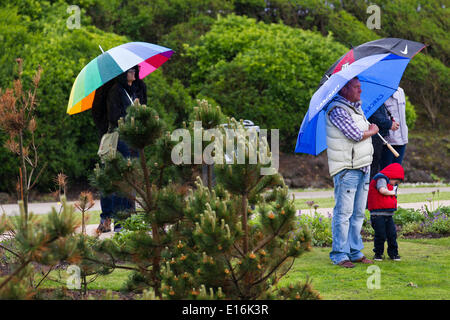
187, 14, 349, 150
1, 0, 447, 191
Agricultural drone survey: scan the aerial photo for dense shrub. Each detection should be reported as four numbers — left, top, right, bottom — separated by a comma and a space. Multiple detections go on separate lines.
394, 206, 450, 236
340, 0, 449, 64
393, 207, 425, 225
187, 14, 349, 151
422, 205, 450, 234
160, 15, 216, 87
83, 0, 234, 43
296, 211, 332, 247
0, 2, 194, 193
402, 54, 449, 129
0, 3, 127, 192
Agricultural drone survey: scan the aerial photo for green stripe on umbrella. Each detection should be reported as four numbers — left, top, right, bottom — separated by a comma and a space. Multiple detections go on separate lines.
67, 42, 173, 115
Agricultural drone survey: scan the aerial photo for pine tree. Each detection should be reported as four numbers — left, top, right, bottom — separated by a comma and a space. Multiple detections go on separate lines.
190, 99, 226, 190
160, 119, 320, 300
0, 197, 81, 299
0, 58, 46, 219
91, 101, 320, 299
91, 100, 186, 298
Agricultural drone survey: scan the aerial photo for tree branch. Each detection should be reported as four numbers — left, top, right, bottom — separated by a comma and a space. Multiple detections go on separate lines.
224, 255, 243, 298
34, 266, 53, 289
0, 258, 31, 291
251, 256, 291, 287
0, 243, 21, 259
253, 214, 288, 253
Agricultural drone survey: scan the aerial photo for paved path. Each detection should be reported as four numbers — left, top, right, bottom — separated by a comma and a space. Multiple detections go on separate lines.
298, 200, 450, 217
1, 187, 449, 240
291, 186, 450, 199
1, 187, 448, 216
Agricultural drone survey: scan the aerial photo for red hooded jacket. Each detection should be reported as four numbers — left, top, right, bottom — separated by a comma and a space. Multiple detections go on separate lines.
367, 163, 405, 212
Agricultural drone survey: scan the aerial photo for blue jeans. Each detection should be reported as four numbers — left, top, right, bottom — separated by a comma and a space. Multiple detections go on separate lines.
330, 169, 370, 264
100, 139, 137, 220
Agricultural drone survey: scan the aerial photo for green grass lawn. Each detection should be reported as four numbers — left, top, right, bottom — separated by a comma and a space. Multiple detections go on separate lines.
294, 191, 450, 210
7, 188, 448, 225
279, 237, 450, 300
5, 210, 102, 225
290, 183, 450, 193
37, 268, 132, 292
28, 237, 450, 300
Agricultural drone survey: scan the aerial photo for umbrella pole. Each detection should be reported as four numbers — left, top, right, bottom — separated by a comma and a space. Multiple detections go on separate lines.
376, 132, 400, 158
364, 119, 399, 158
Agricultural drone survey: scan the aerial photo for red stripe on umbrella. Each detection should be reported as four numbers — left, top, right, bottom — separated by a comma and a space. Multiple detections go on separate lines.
333, 49, 355, 74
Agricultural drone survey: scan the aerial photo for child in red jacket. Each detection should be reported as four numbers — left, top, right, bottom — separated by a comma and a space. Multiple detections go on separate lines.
367, 163, 404, 261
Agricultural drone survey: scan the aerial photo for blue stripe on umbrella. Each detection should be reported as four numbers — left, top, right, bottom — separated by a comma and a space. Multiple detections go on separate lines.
295, 54, 412, 156
97, 52, 123, 83
121, 43, 162, 60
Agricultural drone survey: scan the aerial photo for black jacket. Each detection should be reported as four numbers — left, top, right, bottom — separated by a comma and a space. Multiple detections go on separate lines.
107, 72, 136, 130
132, 65, 147, 106
107, 67, 148, 130
368, 104, 392, 137
92, 79, 115, 138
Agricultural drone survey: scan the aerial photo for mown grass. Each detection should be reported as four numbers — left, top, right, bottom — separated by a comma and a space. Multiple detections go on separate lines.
278, 237, 450, 300
4, 210, 102, 225
36, 268, 132, 292
294, 191, 450, 210
26, 238, 450, 300
291, 183, 450, 193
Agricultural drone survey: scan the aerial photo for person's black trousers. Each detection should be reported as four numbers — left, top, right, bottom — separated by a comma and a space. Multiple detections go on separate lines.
370, 134, 385, 181
370, 215, 399, 257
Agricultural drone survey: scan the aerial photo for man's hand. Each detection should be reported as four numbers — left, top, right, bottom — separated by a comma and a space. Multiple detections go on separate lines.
391, 121, 400, 131
362, 123, 379, 140
368, 123, 379, 134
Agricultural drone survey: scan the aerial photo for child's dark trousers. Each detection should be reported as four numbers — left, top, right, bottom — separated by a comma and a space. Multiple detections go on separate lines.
370, 215, 399, 257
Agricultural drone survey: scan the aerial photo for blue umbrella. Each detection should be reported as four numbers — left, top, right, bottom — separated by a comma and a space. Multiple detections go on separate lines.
295, 38, 424, 156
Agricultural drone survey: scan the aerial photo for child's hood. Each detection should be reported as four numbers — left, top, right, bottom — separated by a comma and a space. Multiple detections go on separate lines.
379, 163, 405, 181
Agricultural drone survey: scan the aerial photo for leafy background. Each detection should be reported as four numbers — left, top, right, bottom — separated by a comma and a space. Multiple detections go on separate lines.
0, 0, 448, 193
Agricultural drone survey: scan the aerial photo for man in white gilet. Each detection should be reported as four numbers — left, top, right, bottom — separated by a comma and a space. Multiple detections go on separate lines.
326, 77, 379, 268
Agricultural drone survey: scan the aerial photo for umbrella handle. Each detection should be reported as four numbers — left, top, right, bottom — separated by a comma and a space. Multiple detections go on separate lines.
377, 133, 400, 158
365, 119, 400, 158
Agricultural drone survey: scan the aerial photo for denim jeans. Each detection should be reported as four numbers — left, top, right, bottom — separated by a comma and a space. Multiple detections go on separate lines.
370, 215, 398, 257
100, 139, 137, 220
330, 169, 370, 264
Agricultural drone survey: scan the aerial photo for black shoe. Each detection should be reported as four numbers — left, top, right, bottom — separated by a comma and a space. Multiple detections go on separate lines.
389, 255, 401, 261
373, 254, 384, 261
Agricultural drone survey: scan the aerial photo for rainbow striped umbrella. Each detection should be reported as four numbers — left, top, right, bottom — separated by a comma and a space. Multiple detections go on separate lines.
67, 42, 173, 115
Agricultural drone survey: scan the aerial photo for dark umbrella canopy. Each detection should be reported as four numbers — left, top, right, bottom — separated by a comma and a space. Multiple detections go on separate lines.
295, 38, 425, 156
318, 38, 425, 88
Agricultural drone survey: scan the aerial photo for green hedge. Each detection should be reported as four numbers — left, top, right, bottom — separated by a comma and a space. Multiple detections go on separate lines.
187, 14, 349, 151
0, 2, 193, 193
